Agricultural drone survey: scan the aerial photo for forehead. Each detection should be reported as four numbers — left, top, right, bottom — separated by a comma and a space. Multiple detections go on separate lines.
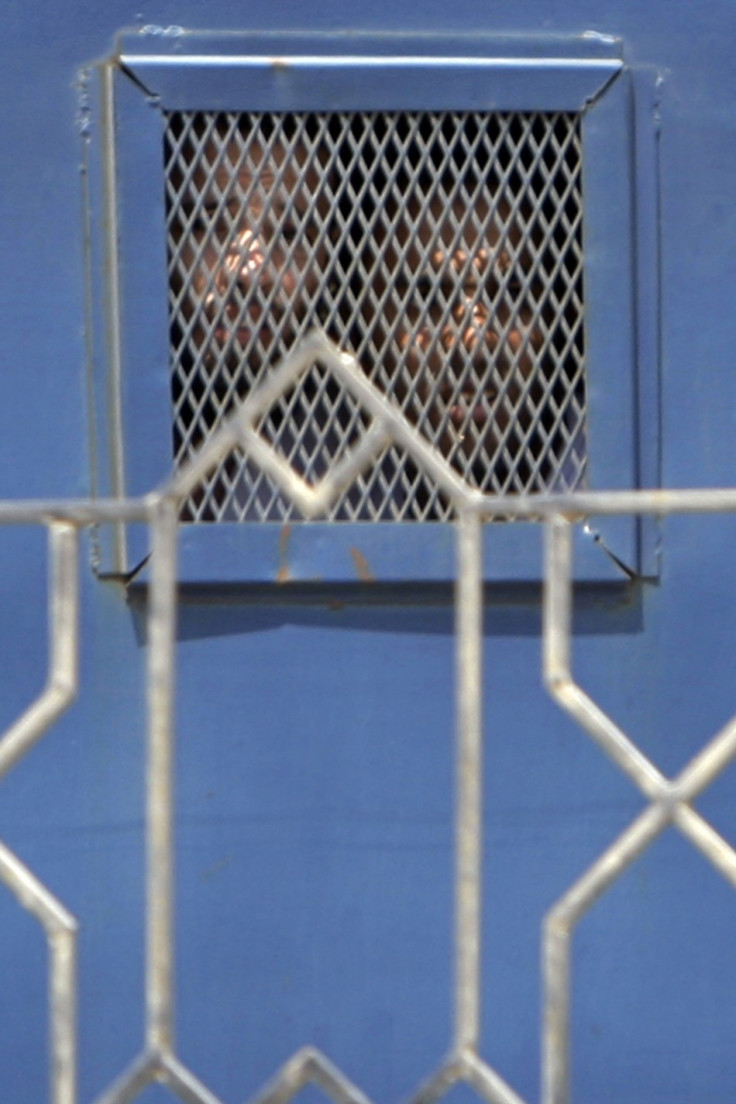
379, 195, 507, 268
194, 136, 324, 204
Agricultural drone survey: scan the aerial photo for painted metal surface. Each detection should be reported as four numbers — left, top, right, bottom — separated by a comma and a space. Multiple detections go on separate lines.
2, 4, 736, 1104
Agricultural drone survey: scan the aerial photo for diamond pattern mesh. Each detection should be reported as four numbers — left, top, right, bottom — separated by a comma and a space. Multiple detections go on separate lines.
164, 110, 586, 521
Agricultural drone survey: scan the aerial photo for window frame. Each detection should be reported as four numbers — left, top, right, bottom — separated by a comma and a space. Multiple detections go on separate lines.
84, 30, 659, 584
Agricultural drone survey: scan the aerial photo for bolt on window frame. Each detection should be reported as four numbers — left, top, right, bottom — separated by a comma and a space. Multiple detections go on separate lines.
83, 30, 660, 585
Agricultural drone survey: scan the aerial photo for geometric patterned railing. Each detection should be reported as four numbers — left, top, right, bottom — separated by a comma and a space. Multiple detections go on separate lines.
4, 332, 736, 1103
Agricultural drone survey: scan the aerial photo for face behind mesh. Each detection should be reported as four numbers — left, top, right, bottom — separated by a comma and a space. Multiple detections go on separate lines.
165, 110, 586, 522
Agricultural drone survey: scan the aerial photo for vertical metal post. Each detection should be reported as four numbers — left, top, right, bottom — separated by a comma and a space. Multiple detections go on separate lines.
146, 497, 179, 1054
50, 921, 78, 1104
0, 840, 79, 1104
100, 61, 128, 571
49, 522, 79, 708
454, 508, 484, 1055
542, 516, 573, 1104
48, 521, 80, 1104
0, 523, 79, 778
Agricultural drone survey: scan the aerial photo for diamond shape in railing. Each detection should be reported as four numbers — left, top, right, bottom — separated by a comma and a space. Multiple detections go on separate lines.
409, 1051, 526, 1104
165, 332, 470, 518
251, 1047, 374, 1104
93, 1049, 225, 1104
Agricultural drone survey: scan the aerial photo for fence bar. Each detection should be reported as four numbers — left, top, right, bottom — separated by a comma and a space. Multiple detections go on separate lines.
542, 804, 668, 1104
3, 487, 736, 528
0, 839, 77, 1104
146, 498, 179, 1053
100, 59, 128, 572
0, 523, 79, 779
0, 500, 151, 525
50, 926, 78, 1104
543, 517, 572, 697
541, 517, 573, 1104
454, 508, 484, 1053
471, 486, 736, 518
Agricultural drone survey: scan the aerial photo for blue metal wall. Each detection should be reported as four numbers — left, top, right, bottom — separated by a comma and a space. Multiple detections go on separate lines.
2, 3, 736, 1102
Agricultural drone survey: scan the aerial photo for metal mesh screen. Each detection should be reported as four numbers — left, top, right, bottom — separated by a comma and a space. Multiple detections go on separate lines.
165, 109, 586, 522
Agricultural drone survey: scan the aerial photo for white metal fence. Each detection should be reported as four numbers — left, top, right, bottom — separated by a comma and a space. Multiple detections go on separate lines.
3, 335, 736, 1103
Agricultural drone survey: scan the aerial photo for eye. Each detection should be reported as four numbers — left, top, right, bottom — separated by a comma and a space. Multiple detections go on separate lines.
393, 273, 453, 317
504, 274, 526, 303
186, 209, 208, 234
280, 221, 301, 243
408, 275, 457, 317
281, 218, 322, 249
414, 275, 436, 298
187, 201, 225, 235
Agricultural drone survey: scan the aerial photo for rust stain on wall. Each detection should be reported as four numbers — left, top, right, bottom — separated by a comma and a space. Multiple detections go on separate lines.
349, 546, 375, 582
276, 523, 292, 582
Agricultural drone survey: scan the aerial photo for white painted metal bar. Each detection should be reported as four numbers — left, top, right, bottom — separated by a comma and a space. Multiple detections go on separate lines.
454, 508, 484, 1054
100, 60, 129, 572
252, 1046, 375, 1104
50, 926, 78, 1104
0, 840, 78, 1104
0, 522, 80, 1104
0, 523, 79, 779
146, 497, 179, 1054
